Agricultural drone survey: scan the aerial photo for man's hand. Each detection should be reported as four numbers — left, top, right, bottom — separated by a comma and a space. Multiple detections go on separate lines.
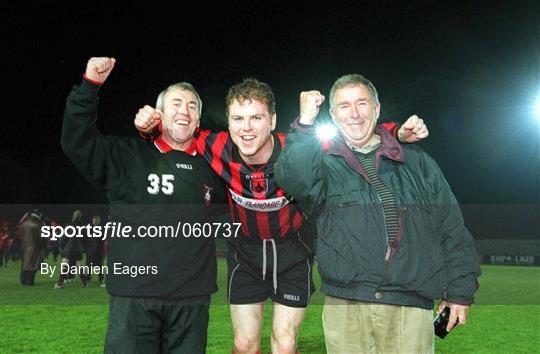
438, 300, 470, 332
397, 115, 429, 143
134, 105, 163, 134
299, 91, 325, 125
85, 57, 116, 83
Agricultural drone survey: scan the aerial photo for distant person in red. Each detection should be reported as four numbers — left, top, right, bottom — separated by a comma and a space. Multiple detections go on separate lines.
0, 222, 10, 267
1, 222, 13, 267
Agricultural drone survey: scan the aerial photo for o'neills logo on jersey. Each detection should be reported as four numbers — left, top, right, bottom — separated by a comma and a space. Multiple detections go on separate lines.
229, 189, 289, 212
248, 171, 268, 198
203, 184, 213, 206
176, 163, 193, 170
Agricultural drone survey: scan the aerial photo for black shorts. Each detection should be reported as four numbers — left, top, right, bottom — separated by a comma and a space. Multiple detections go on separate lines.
227, 229, 315, 308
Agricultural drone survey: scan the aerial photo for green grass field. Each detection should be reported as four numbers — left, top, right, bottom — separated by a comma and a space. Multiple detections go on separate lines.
1, 256, 539, 353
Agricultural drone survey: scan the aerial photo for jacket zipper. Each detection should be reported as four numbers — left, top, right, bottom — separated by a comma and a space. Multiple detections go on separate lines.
376, 192, 391, 262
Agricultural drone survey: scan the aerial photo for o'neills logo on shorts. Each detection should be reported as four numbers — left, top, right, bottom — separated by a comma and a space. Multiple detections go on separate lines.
284, 294, 300, 301
229, 189, 289, 212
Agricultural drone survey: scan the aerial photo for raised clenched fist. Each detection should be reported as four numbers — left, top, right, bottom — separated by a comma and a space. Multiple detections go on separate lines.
397, 115, 429, 143
299, 90, 325, 125
134, 105, 163, 134
85, 57, 116, 83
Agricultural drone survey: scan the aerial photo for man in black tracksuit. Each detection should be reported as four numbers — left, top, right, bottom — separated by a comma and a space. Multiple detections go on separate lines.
61, 57, 226, 353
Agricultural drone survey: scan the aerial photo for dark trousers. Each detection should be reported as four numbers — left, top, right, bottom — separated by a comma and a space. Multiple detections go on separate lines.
51, 247, 59, 262
0, 248, 8, 267
86, 251, 104, 282
104, 296, 210, 354
20, 269, 37, 285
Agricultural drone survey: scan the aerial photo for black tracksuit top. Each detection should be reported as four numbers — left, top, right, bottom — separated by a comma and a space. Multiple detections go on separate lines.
61, 79, 226, 300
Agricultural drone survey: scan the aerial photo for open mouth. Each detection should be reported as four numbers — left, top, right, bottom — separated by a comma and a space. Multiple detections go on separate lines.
241, 135, 255, 143
175, 120, 190, 126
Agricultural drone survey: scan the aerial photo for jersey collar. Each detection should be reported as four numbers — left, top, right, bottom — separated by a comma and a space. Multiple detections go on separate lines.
154, 135, 197, 156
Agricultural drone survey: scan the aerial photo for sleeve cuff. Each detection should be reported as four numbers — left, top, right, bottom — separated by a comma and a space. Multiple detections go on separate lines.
290, 116, 316, 133
82, 73, 104, 86
443, 297, 474, 306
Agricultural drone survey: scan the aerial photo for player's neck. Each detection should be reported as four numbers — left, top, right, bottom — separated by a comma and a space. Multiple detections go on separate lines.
162, 135, 194, 152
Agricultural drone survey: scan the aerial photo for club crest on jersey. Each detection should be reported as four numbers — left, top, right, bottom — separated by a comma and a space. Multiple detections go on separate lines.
203, 184, 213, 206
248, 172, 267, 198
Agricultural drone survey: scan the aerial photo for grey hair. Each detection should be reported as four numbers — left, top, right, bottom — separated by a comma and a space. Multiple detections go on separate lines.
155, 82, 202, 116
329, 74, 379, 112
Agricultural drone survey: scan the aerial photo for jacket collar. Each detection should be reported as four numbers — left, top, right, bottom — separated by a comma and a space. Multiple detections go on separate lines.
327, 125, 404, 162
326, 125, 404, 179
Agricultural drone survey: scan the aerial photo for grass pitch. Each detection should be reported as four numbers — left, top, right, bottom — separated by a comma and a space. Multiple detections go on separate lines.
1, 257, 539, 353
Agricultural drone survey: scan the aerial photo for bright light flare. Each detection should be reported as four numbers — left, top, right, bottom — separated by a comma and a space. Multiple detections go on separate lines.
535, 94, 540, 119
316, 124, 337, 140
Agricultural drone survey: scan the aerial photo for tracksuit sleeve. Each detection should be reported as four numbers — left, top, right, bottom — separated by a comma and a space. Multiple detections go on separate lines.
274, 123, 327, 215
61, 79, 121, 196
428, 156, 481, 305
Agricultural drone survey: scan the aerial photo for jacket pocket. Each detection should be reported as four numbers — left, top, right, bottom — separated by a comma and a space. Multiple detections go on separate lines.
386, 243, 446, 300
317, 178, 375, 286
316, 231, 357, 286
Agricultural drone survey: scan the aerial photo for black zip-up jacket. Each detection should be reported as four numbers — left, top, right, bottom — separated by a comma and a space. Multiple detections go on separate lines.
61, 79, 226, 300
275, 124, 480, 310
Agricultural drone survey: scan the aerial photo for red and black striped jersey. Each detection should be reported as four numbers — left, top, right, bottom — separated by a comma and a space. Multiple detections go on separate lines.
142, 121, 400, 241
195, 130, 303, 240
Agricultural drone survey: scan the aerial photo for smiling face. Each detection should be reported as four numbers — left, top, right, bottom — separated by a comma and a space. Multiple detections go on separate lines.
330, 83, 380, 148
161, 88, 200, 148
228, 98, 276, 165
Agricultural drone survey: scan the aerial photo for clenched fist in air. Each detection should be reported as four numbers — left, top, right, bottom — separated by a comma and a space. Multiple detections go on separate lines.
85, 57, 116, 83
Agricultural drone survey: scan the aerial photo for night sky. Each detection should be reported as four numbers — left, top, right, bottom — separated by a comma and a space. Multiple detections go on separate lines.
3, 2, 539, 234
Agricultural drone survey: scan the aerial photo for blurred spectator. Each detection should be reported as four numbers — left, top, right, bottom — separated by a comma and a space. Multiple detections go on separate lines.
1, 222, 12, 267
20, 209, 47, 285
49, 220, 61, 262
8, 224, 21, 261
53, 210, 88, 288
85, 215, 105, 287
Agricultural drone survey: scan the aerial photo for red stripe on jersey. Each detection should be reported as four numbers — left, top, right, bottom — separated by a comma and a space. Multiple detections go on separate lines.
276, 188, 290, 237
292, 209, 303, 231
228, 158, 244, 202
236, 205, 250, 238
380, 121, 399, 138
209, 132, 227, 177
276, 132, 287, 147
195, 129, 212, 155
227, 192, 250, 237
